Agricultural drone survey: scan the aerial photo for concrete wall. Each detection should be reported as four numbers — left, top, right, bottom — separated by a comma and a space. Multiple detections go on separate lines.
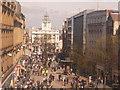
73, 15, 83, 50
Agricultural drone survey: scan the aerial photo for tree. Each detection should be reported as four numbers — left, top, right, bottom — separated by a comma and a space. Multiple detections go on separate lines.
89, 34, 118, 86
40, 34, 56, 67
70, 44, 91, 75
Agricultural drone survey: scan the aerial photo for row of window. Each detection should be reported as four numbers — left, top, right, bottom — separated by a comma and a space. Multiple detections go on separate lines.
90, 34, 102, 39
2, 30, 13, 34
2, 35, 13, 38
89, 40, 96, 44
89, 29, 102, 33
3, 2, 16, 11
2, 4, 14, 17
87, 16, 106, 24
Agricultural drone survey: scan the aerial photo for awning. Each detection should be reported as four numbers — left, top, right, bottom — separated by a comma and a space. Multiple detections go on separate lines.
2, 74, 12, 88
16, 65, 26, 71
61, 60, 73, 65
7, 53, 12, 57
97, 65, 104, 71
112, 69, 119, 76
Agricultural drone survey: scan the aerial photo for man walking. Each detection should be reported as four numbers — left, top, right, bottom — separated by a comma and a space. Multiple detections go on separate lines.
58, 74, 61, 81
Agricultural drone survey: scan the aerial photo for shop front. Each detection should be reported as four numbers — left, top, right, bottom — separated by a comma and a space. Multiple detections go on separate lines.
2, 72, 16, 88
60, 60, 73, 74
2, 74, 12, 88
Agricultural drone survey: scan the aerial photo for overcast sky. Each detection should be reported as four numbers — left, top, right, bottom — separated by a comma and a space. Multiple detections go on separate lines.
17, 0, 119, 2
20, 1, 119, 29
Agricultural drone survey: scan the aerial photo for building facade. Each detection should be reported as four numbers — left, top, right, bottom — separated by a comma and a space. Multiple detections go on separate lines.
62, 9, 120, 85
73, 10, 94, 54
31, 14, 60, 53
86, 10, 119, 85
118, 1, 120, 13
0, 1, 25, 87
62, 17, 74, 57
62, 10, 94, 58
57, 30, 63, 52
62, 20, 68, 57
118, 24, 120, 88
106, 13, 120, 85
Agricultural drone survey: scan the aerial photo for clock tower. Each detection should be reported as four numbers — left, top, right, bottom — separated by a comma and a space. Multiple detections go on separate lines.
42, 13, 51, 30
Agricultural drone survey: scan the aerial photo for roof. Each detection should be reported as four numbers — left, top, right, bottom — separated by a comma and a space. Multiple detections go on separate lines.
74, 9, 94, 18
87, 9, 119, 16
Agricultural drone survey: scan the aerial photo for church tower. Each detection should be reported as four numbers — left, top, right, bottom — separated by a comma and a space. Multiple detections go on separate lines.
42, 13, 51, 30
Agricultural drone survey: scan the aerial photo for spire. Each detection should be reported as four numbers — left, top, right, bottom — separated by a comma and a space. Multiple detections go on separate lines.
45, 11, 48, 17
43, 11, 50, 22
42, 12, 51, 30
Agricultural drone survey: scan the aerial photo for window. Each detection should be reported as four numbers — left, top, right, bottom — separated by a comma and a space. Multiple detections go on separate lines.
44, 24, 46, 27
1, 67, 3, 72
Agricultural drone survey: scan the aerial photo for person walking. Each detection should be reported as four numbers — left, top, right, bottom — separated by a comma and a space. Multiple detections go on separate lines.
66, 77, 69, 84
52, 75, 55, 81
32, 69, 34, 75
49, 74, 52, 79
42, 70, 45, 76
19, 84, 23, 88
72, 78, 75, 88
38, 69, 40, 76
71, 81, 74, 88
63, 77, 66, 86
40, 66, 43, 72
48, 78, 52, 86
58, 74, 61, 81
46, 70, 48, 76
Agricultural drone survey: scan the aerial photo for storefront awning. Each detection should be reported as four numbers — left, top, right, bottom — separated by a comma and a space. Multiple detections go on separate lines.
7, 53, 12, 57
2, 74, 12, 88
16, 65, 26, 71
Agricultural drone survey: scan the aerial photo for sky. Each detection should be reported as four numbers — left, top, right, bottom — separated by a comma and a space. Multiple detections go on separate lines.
20, 1, 119, 29
17, 0, 119, 2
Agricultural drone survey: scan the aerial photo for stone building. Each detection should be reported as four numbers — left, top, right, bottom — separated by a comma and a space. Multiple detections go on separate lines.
118, 24, 120, 88
62, 10, 94, 58
62, 20, 68, 57
73, 9, 94, 55
105, 13, 120, 85
0, 1, 25, 87
118, 1, 120, 13
62, 17, 74, 57
31, 14, 60, 53
86, 10, 119, 85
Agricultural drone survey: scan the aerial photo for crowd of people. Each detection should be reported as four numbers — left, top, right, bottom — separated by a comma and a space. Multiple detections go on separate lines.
13, 54, 53, 88
12, 53, 103, 89
13, 53, 70, 88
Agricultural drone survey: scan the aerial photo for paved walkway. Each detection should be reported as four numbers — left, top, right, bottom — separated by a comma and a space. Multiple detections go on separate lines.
30, 65, 111, 88
31, 67, 72, 88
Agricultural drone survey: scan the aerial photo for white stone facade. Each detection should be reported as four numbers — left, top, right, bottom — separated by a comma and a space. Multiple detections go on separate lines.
31, 14, 61, 52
